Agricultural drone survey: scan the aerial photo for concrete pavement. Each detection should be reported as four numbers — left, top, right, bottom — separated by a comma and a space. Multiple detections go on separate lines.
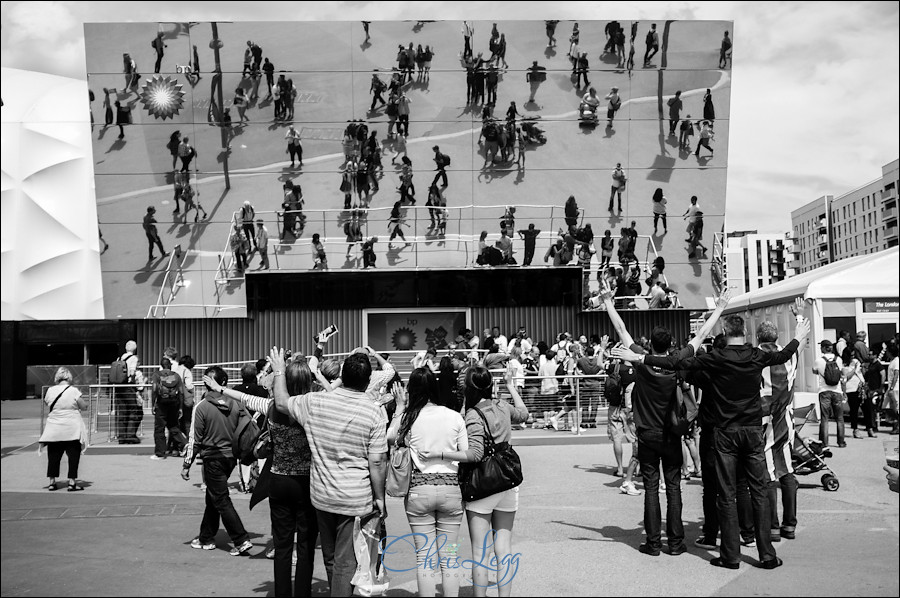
2, 398, 897, 596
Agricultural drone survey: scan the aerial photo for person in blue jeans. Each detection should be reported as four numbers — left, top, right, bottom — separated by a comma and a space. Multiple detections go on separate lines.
615, 309, 811, 571
812, 340, 846, 448
182, 366, 252, 556
601, 284, 729, 556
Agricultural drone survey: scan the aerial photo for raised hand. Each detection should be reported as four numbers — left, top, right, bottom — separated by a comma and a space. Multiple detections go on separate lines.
715, 287, 731, 310
611, 346, 643, 363
794, 317, 811, 343
392, 382, 408, 411
599, 278, 615, 302
268, 346, 286, 373
202, 375, 221, 393
790, 296, 805, 317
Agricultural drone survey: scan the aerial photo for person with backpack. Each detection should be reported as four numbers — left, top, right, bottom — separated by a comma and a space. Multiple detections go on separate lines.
643, 23, 660, 67
181, 366, 253, 556
431, 145, 450, 188
812, 339, 846, 448
111, 340, 144, 445
150, 357, 188, 460
602, 283, 729, 556
614, 297, 811, 571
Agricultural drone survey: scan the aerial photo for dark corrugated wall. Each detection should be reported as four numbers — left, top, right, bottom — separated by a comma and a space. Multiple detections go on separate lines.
135, 308, 691, 363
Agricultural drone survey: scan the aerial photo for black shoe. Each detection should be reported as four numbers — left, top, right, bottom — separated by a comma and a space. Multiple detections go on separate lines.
781, 528, 796, 540
666, 545, 687, 556
837, 442, 847, 448
759, 557, 783, 570
710, 557, 739, 570
638, 543, 660, 557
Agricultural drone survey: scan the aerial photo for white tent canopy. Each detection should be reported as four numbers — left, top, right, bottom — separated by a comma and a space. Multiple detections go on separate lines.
725, 247, 899, 312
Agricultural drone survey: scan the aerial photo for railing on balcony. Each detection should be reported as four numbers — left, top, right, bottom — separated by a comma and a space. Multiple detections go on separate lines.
882, 188, 897, 202
882, 206, 898, 222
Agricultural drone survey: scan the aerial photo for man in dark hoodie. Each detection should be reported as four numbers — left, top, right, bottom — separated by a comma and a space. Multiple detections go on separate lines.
182, 366, 253, 556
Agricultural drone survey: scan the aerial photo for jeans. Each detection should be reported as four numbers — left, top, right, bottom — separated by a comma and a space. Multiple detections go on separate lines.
818, 390, 845, 446
46, 440, 81, 478
153, 402, 185, 457
653, 212, 667, 231
146, 232, 165, 259
316, 509, 358, 597
767, 473, 798, 531
199, 457, 249, 546
115, 390, 142, 442
714, 426, 777, 565
700, 426, 754, 541
270, 474, 319, 597
637, 429, 684, 551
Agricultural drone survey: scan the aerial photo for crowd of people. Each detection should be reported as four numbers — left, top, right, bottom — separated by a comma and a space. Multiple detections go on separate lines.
38, 304, 900, 595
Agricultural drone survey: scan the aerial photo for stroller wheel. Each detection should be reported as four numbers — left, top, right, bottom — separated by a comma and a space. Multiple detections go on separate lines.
821, 474, 839, 492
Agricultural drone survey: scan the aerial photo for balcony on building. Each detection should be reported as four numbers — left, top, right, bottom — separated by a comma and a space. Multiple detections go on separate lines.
818, 216, 828, 231
883, 205, 898, 223
818, 233, 828, 246
882, 188, 897, 203
886, 223, 899, 240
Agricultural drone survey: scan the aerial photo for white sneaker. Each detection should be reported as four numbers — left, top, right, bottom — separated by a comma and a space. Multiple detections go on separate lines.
620, 481, 642, 496
549, 416, 560, 431
571, 427, 582, 435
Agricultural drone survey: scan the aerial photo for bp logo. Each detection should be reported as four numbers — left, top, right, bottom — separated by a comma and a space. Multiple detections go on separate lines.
391, 327, 417, 351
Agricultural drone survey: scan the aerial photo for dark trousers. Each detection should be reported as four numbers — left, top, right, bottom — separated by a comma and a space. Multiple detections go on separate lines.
153, 402, 185, 457
242, 223, 257, 250
316, 510, 357, 597
608, 187, 622, 211
398, 115, 409, 136
818, 390, 845, 446
576, 69, 590, 88
115, 392, 141, 442
370, 90, 385, 111
154, 52, 163, 74
199, 457, 249, 546
523, 243, 536, 266
847, 391, 874, 431
695, 137, 713, 156
288, 144, 302, 165
768, 473, 798, 531
146, 233, 165, 258
259, 248, 269, 269
234, 250, 248, 272
700, 427, 753, 541
714, 426, 777, 565
270, 474, 320, 597
180, 156, 193, 172
46, 440, 81, 479
432, 168, 448, 187
638, 429, 685, 551
487, 85, 497, 105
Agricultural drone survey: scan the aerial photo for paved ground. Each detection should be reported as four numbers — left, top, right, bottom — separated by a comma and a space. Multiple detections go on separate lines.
3, 398, 897, 597
88, 19, 731, 318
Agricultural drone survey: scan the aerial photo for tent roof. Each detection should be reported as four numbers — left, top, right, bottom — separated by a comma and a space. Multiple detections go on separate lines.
725, 247, 899, 312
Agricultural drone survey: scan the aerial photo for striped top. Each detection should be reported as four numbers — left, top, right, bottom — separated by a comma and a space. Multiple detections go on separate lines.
287, 387, 388, 516
240, 394, 310, 477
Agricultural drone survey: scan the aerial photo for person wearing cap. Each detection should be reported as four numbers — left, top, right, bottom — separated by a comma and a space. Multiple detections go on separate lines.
255, 219, 269, 270
142, 206, 168, 261
812, 339, 846, 448
431, 145, 449, 188
240, 201, 257, 251
605, 86, 622, 129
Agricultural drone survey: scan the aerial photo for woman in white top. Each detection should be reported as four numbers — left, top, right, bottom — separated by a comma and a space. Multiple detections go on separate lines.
652, 187, 667, 234
841, 347, 872, 438
388, 368, 468, 597
39, 367, 88, 491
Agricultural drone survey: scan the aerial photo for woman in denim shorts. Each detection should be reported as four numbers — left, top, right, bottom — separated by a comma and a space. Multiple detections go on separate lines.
424, 366, 529, 598
389, 368, 468, 597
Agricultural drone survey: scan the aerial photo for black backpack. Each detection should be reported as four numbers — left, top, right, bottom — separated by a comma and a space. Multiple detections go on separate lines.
667, 377, 698, 436
605, 363, 622, 407
110, 353, 132, 384
823, 356, 842, 386
157, 370, 183, 404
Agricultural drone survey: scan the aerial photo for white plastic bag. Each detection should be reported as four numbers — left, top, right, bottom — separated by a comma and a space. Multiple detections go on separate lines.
351, 512, 390, 596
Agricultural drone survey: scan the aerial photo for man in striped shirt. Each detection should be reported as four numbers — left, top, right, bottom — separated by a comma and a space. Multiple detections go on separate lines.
272, 349, 387, 597
757, 320, 800, 542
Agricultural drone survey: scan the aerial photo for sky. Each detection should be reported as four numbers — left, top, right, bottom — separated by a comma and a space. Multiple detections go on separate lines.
2, 1, 898, 235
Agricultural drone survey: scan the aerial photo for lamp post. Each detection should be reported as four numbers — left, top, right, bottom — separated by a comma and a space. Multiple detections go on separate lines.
210, 22, 230, 190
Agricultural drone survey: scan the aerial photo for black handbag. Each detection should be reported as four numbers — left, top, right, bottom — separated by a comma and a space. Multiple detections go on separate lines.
459, 405, 523, 502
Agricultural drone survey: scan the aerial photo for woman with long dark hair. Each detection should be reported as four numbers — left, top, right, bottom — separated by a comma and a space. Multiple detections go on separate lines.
204, 360, 320, 597
421, 366, 528, 598
436, 356, 460, 412
388, 367, 468, 597
652, 187, 668, 234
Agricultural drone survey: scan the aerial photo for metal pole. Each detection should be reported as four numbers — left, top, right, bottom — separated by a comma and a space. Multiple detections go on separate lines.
575, 377, 582, 435
210, 22, 230, 189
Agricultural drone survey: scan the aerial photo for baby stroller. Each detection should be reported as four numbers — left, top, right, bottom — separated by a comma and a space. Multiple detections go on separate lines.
791, 404, 839, 491
520, 116, 546, 144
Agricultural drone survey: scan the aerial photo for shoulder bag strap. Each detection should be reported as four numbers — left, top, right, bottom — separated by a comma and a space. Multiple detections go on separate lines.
49, 386, 70, 413
472, 405, 495, 456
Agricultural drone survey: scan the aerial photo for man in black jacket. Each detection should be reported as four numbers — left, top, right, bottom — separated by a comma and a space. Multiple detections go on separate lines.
614, 311, 811, 570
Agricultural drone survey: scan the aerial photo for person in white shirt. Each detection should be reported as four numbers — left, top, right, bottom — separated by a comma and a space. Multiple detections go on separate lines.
387, 368, 468, 597
812, 340, 845, 448
491, 327, 509, 354
682, 196, 701, 240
